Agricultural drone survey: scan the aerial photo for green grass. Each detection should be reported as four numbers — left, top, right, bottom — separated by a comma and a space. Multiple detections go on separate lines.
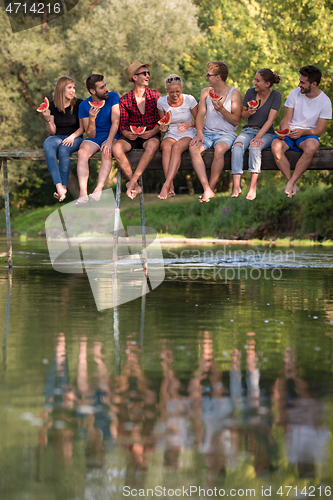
2, 183, 333, 242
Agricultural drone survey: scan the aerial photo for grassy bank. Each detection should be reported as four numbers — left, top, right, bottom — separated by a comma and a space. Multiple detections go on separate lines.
2, 182, 333, 242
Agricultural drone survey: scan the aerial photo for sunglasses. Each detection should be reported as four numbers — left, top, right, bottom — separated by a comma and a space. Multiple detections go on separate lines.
206, 73, 218, 77
135, 71, 150, 77
166, 76, 182, 84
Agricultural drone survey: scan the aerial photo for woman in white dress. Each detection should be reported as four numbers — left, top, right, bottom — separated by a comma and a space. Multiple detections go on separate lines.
157, 74, 198, 199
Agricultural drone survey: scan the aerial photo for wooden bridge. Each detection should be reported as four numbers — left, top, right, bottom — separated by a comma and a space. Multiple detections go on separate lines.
1, 147, 333, 267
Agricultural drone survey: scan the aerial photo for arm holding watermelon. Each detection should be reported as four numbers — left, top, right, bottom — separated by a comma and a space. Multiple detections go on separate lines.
276, 107, 293, 139
42, 108, 56, 135
213, 88, 242, 126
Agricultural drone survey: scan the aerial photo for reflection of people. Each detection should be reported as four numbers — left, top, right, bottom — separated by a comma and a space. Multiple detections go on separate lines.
189, 61, 242, 202
77, 74, 120, 203
271, 65, 332, 198
272, 347, 329, 477
112, 62, 161, 199
42, 76, 84, 202
157, 74, 198, 199
231, 69, 281, 200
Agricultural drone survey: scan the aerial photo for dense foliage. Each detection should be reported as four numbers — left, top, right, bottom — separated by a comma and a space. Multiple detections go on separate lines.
1, 0, 333, 208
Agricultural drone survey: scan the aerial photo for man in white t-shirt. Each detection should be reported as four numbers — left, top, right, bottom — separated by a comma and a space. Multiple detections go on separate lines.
271, 65, 332, 198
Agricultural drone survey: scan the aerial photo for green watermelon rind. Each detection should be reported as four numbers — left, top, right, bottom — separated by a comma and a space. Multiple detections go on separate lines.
208, 87, 223, 101
158, 111, 172, 126
247, 99, 261, 109
37, 97, 50, 112
88, 100, 105, 109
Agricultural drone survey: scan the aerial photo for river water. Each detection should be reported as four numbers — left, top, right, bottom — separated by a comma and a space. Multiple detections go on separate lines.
0, 238, 333, 500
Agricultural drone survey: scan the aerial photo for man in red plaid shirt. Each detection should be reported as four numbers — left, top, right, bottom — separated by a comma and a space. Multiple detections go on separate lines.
112, 61, 161, 199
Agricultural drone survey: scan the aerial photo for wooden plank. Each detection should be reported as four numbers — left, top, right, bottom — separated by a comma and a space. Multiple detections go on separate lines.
1, 148, 333, 170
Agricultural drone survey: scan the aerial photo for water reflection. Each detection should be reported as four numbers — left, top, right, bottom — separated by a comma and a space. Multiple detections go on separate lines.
1, 240, 333, 498
34, 328, 330, 493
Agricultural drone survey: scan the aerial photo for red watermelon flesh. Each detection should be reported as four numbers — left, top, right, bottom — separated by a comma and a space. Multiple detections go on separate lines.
158, 111, 172, 126
37, 97, 49, 112
208, 87, 223, 101
247, 99, 261, 109
277, 128, 290, 136
130, 126, 146, 134
88, 100, 105, 109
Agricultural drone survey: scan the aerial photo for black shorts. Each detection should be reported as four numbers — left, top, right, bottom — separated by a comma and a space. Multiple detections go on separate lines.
121, 133, 161, 150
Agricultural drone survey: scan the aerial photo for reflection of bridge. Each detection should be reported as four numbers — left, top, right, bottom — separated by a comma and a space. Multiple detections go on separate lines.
1, 148, 333, 267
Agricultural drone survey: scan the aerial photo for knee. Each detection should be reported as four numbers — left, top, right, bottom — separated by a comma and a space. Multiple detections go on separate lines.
145, 140, 159, 154
112, 142, 124, 159
78, 147, 90, 162
232, 142, 244, 153
58, 145, 71, 158
303, 144, 319, 157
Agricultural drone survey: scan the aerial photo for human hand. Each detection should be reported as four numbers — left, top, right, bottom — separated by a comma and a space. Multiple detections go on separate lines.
250, 135, 263, 147
288, 128, 302, 139
159, 123, 168, 133
140, 129, 153, 140
42, 109, 51, 118
189, 134, 204, 146
88, 107, 100, 120
101, 139, 113, 156
177, 122, 191, 132
247, 108, 257, 116
62, 135, 75, 147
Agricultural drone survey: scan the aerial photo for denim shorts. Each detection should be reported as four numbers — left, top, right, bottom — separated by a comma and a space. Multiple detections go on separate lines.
203, 131, 236, 150
274, 134, 320, 152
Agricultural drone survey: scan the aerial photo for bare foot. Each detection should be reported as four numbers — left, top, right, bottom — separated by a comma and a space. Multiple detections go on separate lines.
54, 185, 67, 202
231, 188, 242, 198
285, 181, 296, 198
199, 187, 215, 203
75, 195, 89, 206
89, 189, 102, 201
291, 184, 299, 197
246, 188, 256, 200
158, 184, 169, 200
126, 181, 142, 199
168, 190, 176, 198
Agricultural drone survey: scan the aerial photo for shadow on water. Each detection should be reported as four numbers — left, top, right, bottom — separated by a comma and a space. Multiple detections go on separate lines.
0, 240, 333, 499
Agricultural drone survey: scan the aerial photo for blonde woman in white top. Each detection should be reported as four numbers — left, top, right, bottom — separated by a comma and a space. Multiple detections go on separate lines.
157, 74, 198, 199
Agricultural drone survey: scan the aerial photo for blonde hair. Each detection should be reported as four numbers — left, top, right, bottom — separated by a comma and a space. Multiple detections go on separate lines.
207, 61, 228, 81
165, 73, 183, 89
53, 76, 76, 113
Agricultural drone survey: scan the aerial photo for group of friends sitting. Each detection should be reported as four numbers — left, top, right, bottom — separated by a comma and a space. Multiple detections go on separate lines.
41, 61, 332, 204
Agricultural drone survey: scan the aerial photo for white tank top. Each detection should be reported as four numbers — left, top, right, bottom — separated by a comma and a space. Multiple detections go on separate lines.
203, 86, 237, 137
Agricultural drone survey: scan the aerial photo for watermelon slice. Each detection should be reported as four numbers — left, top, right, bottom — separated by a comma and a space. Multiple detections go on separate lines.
130, 126, 146, 134
276, 128, 290, 137
158, 110, 172, 126
208, 87, 223, 101
247, 99, 261, 109
37, 97, 49, 112
88, 100, 105, 109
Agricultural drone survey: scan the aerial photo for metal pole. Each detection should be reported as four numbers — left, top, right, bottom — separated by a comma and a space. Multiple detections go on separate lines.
138, 176, 148, 277
113, 168, 122, 269
2, 159, 13, 268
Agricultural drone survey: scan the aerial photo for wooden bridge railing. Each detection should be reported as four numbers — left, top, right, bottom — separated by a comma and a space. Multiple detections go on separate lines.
1, 147, 333, 268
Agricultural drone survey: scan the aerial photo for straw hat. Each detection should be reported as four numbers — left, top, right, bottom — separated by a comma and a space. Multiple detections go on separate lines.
127, 61, 150, 82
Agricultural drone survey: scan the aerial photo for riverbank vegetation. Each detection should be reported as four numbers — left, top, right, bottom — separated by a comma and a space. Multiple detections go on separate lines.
2, 176, 333, 242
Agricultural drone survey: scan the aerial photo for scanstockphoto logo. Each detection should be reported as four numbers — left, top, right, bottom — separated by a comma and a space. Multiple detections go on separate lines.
4, 0, 80, 32
45, 189, 165, 311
